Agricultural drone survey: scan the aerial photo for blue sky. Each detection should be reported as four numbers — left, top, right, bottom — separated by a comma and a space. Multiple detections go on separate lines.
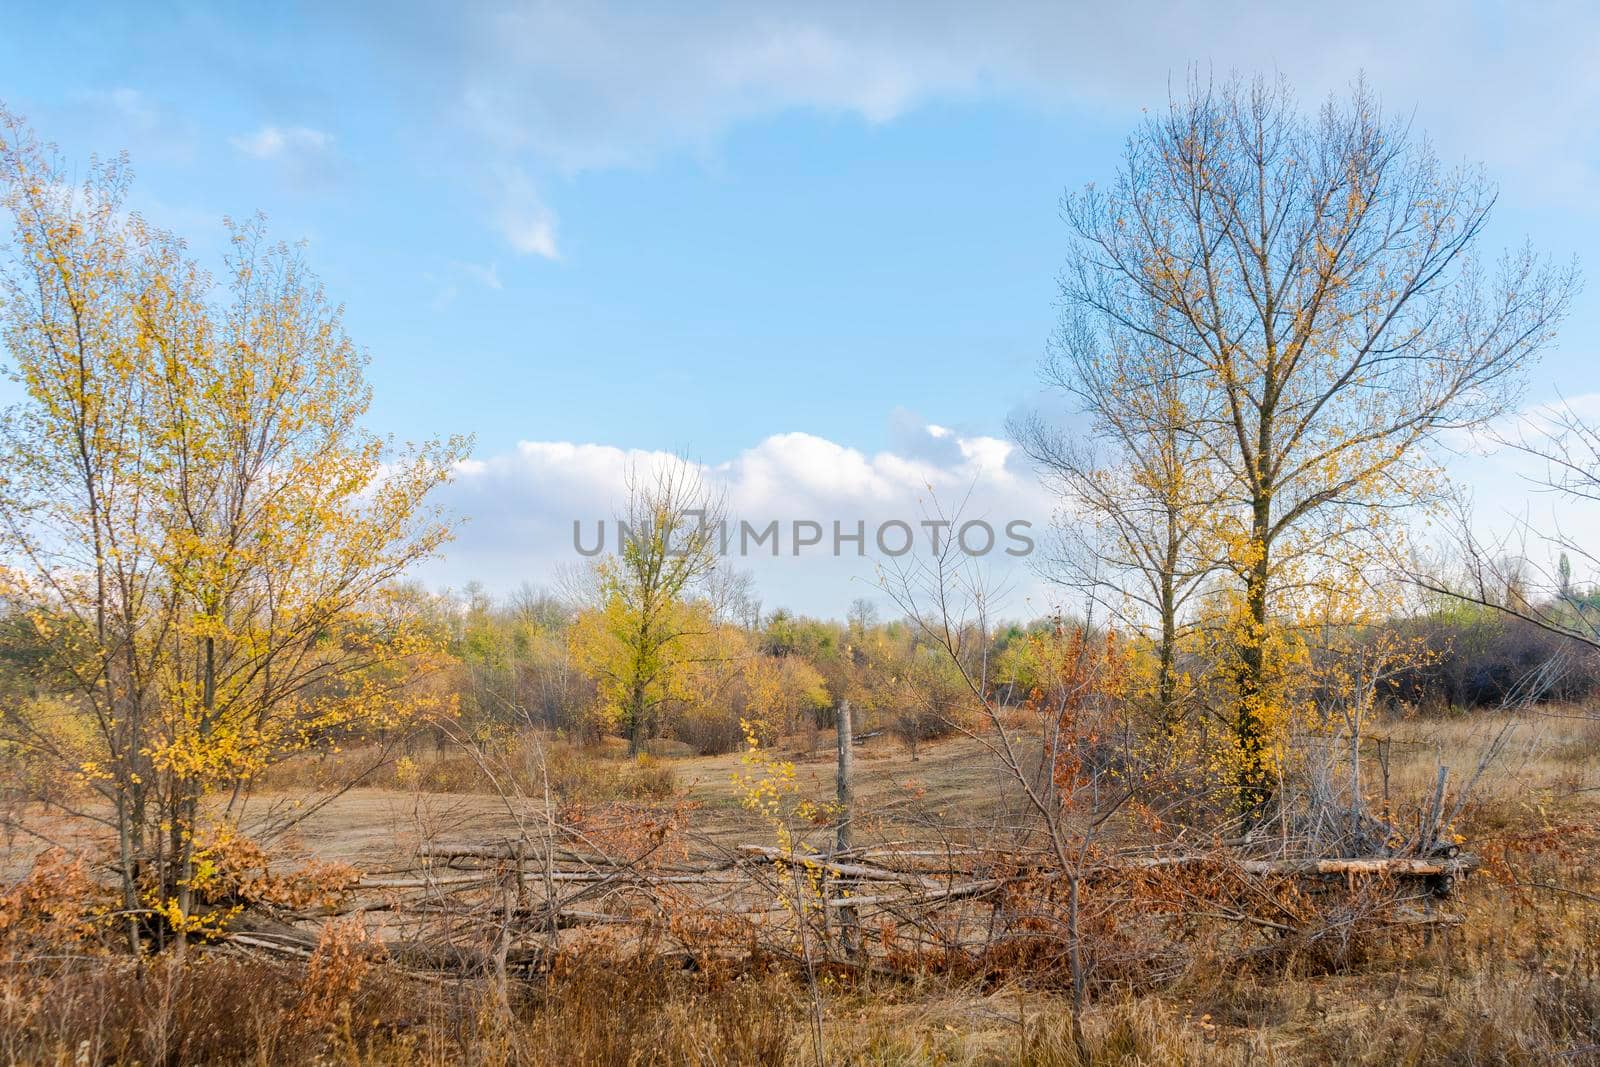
3, 2, 1598, 616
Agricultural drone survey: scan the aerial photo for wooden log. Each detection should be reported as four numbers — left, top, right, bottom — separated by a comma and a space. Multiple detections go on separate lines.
739, 845, 942, 887
822, 876, 1009, 910
1102, 853, 1478, 879
414, 843, 730, 875
361, 873, 496, 890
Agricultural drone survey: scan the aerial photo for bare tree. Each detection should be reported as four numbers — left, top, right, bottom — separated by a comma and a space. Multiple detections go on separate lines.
1012, 328, 1225, 731
1051, 73, 1576, 813
1417, 400, 1600, 649
876, 499, 1140, 1057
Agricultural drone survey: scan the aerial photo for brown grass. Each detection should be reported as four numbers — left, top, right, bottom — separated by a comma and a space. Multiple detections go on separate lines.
6, 708, 1600, 1064
259, 732, 678, 805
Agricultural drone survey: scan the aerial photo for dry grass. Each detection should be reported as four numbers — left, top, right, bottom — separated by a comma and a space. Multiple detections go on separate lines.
0, 956, 1247, 1066
260, 732, 677, 805
1376, 704, 1600, 834
5, 707, 1600, 1064
0, 955, 799, 1066
6, 946, 1597, 1065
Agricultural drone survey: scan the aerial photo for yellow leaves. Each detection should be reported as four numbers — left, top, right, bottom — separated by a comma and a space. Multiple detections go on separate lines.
732, 716, 797, 822
0, 113, 466, 892
148, 895, 236, 938
732, 718, 837, 923
188, 825, 360, 912
394, 755, 419, 786
76, 759, 114, 784
570, 587, 727, 741
147, 725, 264, 783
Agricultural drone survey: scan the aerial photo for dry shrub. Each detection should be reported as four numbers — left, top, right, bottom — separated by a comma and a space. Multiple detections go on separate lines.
191, 827, 361, 912
672, 704, 746, 755
297, 918, 383, 1033
954, 874, 1188, 993
936, 859, 1426, 1005
0, 848, 116, 954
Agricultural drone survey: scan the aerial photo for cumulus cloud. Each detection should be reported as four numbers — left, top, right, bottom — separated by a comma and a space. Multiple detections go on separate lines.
418, 401, 1600, 616
418, 422, 1058, 617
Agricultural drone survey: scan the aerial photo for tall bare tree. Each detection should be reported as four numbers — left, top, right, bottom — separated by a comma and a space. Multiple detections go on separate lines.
1048, 75, 1576, 813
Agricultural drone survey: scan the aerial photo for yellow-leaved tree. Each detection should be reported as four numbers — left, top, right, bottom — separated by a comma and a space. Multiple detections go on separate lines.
0, 109, 468, 950
568, 461, 722, 754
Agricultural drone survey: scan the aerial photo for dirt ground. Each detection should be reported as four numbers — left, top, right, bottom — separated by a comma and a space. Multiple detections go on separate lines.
11, 707, 1590, 878
236, 705, 1600, 871
217, 729, 1031, 872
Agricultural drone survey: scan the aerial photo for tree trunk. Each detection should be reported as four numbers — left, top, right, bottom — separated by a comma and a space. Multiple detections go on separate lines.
628, 680, 647, 757
1236, 520, 1273, 819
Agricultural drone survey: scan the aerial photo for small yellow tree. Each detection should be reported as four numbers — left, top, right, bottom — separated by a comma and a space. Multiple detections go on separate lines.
568, 461, 722, 754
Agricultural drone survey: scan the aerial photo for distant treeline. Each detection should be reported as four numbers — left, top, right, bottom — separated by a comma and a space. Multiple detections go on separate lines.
1380, 602, 1600, 712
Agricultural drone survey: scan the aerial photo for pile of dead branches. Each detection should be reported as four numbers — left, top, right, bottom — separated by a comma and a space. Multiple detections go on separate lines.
218, 819, 1479, 990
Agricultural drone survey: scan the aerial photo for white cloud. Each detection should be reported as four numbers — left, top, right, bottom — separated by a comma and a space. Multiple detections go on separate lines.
62, 8, 1600, 265
230, 124, 333, 160
416, 400, 1600, 616
320, 2, 1600, 260
493, 167, 559, 258
96, 87, 159, 128
379, 2, 1600, 205
418, 422, 1057, 616
229, 124, 339, 190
